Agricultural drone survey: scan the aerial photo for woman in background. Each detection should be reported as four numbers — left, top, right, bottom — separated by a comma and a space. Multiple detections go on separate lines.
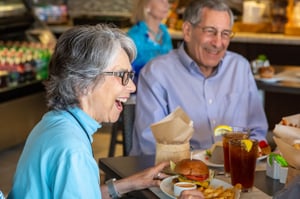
127, 0, 173, 83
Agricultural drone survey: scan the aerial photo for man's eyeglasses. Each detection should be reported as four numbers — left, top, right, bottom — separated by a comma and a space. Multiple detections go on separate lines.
102, 71, 135, 86
194, 25, 235, 40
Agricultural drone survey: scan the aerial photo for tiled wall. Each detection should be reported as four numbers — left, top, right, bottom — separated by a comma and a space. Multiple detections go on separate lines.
68, 0, 137, 17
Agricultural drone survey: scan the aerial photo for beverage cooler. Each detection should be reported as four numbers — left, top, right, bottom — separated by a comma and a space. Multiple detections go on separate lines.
0, 0, 56, 151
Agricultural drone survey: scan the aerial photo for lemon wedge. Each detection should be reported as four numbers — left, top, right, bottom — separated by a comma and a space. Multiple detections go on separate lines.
170, 160, 176, 171
241, 139, 253, 152
214, 125, 233, 136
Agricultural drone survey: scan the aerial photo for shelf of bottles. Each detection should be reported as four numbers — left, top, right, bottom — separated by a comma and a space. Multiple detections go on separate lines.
0, 41, 52, 90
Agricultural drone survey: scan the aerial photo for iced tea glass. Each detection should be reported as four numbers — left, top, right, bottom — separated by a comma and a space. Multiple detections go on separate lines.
229, 139, 258, 192
222, 127, 249, 177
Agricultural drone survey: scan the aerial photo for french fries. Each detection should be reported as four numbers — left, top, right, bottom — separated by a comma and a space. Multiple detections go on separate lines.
197, 183, 241, 199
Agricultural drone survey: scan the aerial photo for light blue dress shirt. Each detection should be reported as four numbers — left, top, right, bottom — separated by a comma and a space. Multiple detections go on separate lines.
130, 43, 268, 155
127, 21, 173, 81
8, 107, 102, 199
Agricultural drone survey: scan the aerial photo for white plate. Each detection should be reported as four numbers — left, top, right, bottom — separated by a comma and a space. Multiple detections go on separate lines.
257, 154, 268, 161
192, 150, 224, 168
258, 77, 281, 83
160, 176, 235, 199
254, 75, 282, 83
193, 150, 267, 166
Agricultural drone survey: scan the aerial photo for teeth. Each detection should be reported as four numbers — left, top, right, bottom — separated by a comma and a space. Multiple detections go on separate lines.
117, 98, 127, 103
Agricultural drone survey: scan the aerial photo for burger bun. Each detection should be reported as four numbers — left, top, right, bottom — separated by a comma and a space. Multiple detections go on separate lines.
175, 159, 209, 178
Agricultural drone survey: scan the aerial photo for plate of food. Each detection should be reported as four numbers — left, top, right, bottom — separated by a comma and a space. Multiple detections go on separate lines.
160, 159, 241, 199
193, 139, 271, 166
257, 140, 271, 161
192, 150, 224, 168
160, 176, 239, 199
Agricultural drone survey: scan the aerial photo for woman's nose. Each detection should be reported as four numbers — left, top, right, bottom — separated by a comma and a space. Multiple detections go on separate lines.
127, 78, 136, 93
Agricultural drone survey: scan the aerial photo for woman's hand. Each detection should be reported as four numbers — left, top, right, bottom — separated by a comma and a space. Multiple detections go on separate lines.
178, 189, 204, 199
122, 161, 170, 190
102, 161, 169, 198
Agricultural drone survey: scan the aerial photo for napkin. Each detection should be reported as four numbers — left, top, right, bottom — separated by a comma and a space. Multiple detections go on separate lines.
151, 107, 194, 164
273, 113, 300, 144
273, 113, 300, 172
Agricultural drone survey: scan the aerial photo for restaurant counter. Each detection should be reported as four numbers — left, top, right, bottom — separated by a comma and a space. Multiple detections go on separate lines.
254, 65, 300, 130
51, 24, 300, 45
49, 22, 300, 65
169, 30, 300, 66
0, 81, 47, 151
168, 30, 300, 45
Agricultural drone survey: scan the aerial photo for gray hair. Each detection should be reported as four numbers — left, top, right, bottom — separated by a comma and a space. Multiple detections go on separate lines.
45, 24, 137, 110
183, 0, 234, 27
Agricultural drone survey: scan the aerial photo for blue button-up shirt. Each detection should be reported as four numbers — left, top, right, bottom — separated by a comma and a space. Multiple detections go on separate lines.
130, 43, 268, 155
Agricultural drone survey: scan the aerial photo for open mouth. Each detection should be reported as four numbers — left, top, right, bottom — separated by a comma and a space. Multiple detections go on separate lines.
115, 98, 127, 111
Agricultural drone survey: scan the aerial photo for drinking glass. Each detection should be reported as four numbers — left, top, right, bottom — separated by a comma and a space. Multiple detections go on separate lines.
229, 139, 258, 192
222, 127, 249, 177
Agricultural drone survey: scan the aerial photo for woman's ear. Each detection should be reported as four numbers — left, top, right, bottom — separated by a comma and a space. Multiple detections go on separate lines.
182, 21, 193, 42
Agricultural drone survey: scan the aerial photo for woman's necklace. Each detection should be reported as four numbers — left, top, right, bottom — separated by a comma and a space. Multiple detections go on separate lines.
148, 27, 163, 44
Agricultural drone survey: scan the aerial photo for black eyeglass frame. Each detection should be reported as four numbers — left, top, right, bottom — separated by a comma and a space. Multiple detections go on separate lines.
102, 71, 135, 86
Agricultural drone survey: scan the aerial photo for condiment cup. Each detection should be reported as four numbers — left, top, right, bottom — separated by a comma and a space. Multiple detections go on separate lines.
173, 182, 197, 197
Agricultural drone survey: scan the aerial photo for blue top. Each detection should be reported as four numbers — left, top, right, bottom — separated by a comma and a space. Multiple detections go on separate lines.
8, 107, 102, 199
130, 43, 268, 155
127, 21, 173, 81
0, 191, 4, 199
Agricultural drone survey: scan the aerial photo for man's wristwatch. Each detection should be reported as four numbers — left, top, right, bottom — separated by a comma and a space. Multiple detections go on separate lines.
105, 178, 122, 199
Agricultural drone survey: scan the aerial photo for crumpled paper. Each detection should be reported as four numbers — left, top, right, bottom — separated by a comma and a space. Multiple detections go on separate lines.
273, 113, 300, 169
151, 107, 194, 164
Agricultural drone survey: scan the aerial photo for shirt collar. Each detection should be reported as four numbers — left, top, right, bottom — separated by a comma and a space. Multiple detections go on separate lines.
67, 107, 101, 143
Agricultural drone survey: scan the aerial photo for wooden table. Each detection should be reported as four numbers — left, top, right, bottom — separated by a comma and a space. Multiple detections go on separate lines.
99, 155, 284, 199
255, 65, 300, 130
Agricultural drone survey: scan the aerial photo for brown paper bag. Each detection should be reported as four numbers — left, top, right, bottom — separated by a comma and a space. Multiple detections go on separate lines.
151, 107, 194, 164
155, 142, 191, 164
273, 136, 300, 169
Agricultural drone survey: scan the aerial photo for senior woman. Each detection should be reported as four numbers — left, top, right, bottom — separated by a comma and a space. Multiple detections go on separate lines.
8, 24, 203, 199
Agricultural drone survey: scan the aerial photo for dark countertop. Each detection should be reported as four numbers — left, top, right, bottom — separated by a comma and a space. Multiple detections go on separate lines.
0, 80, 45, 103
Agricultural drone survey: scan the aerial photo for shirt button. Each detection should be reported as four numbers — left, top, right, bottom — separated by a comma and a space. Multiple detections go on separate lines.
208, 99, 213, 104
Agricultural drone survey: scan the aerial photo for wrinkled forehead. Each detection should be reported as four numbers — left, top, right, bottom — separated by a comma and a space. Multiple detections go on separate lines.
199, 8, 232, 28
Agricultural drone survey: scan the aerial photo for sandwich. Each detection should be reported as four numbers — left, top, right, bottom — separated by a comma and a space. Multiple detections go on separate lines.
258, 66, 275, 78
172, 159, 211, 188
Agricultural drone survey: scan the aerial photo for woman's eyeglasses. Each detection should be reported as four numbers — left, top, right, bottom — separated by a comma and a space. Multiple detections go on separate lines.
102, 71, 135, 86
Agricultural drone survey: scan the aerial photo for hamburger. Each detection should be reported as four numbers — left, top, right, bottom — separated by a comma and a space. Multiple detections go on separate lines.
173, 159, 210, 188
